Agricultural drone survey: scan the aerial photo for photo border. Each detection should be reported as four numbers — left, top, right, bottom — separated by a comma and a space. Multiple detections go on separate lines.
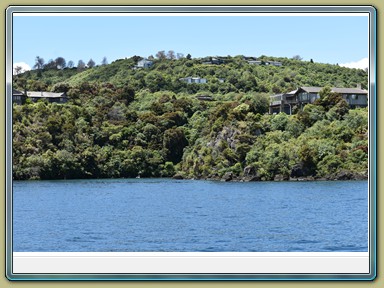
4, 4, 377, 281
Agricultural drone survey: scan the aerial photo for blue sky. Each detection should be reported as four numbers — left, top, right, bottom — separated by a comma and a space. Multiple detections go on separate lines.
13, 14, 369, 72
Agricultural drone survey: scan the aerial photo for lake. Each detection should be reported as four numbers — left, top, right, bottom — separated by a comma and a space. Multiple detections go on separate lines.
12, 179, 368, 252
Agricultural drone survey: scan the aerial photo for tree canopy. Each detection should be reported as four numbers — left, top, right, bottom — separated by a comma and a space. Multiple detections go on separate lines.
12, 54, 368, 181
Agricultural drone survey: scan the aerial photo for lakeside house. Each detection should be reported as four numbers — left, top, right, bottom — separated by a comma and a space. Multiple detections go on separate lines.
269, 86, 368, 114
12, 89, 68, 104
179, 77, 207, 84
136, 58, 153, 68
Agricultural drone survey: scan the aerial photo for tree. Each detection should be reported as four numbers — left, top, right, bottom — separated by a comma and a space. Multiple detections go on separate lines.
315, 86, 347, 112
163, 127, 188, 163
156, 50, 166, 60
101, 57, 108, 66
33, 56, 45, 70
87, 59, 96, 68
14, 66, 23, 75
77, 60, 86, 71
44, 59, 57, 70
55, 57, 66, 69
67, 60, 74, 68
119, 85, 135, 105
292, 55, 303, 61
167, 50, 176, 60
186, 53, 192, 60
176, 53, 184, 59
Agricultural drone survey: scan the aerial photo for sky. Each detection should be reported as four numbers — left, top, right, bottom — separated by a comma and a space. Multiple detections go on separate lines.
12, 13, 369, 73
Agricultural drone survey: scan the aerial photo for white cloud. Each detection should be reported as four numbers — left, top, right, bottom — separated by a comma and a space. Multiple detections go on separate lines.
13, 62, 31, 75
340, 57, 368, 70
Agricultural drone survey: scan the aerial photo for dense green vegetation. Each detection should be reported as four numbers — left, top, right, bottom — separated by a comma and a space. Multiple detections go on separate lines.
12, 55, 368, 181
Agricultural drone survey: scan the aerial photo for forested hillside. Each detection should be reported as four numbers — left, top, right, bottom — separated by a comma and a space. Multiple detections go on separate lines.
12, 55, 368, 181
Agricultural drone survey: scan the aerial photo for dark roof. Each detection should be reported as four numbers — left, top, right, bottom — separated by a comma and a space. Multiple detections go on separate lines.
12, 89, 24, 96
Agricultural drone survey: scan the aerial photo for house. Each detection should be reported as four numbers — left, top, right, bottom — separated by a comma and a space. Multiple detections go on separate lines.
196, 95, 213, 101
26, 91, 68, 104
12, 89, 27, 105
136, 58, 153, 68
248, 60, 282, 67
202, 57, 225, 65
269, 86, 368, 114
179, 77, 207, 84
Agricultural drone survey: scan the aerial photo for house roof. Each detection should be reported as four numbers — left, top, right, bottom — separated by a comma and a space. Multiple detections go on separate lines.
26, 91, 66, 98
286, 89, 298, 95
138, 59, 153, 63
12, 89, 24, 96
300, 87, 368, 95
180, 77, 205, 80
331, 87, 368, 94
300, 87, 323, 93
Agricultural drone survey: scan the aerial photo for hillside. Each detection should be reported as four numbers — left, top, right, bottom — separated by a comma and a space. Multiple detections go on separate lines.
12, 55, 368, 181
14, 55, 368, 94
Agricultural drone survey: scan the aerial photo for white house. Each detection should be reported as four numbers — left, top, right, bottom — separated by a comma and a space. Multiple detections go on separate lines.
248, 60, 282, 67
26, 91, 68, 103
179, 77, 207, 84
136, 58, 153, 68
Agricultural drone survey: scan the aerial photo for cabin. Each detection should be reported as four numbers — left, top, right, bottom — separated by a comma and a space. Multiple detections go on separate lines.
179, 77, 207, 84
25, 91, 68, 104
196, 95, 213, 101
248, 60, 282, 67
202, 57, 225, 65
12, 89, 27, 105
136, 58, 153, 68
12, 90, 68, 104
269, 86, 368, 114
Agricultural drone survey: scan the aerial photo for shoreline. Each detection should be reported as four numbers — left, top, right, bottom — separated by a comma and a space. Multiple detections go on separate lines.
12, 174, 368, 182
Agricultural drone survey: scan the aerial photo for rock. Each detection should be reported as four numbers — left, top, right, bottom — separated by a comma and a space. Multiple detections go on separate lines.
274, 174, 288, 181
353, 173, 368, 180
243, 176, 261, 182
333, 170, 368, 181
221, 172, 233, 182
172, 174, 184, 180
243, 165, 261, 181
335, 170, 353, 180
243, 165, 255, 176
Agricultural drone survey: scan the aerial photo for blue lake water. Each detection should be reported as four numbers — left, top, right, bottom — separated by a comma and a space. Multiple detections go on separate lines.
12, 179, 368, 252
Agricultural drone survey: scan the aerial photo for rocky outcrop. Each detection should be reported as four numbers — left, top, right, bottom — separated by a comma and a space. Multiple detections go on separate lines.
242, 165, 261, 181
172, 174, 184, 180
221, 172, 233, 182
208, 126, 241, 151
274, 174, 289, 181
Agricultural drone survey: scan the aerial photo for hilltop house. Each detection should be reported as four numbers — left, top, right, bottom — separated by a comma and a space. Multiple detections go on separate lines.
248, 60, 282, 67
202, 57, 225, 65
13, 90, 68, 104
136, 58, 153, 68
269, 86, 368, 114
179, 77, 207, 84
